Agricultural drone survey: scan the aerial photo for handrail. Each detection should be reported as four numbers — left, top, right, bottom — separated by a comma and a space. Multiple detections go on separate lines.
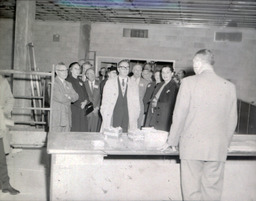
0, 69, 53, 76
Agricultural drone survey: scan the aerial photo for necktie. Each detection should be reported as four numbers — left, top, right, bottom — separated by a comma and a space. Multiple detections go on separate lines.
90, 82, 94, 92
63, 81, 67, 89
122, 79, 125, 87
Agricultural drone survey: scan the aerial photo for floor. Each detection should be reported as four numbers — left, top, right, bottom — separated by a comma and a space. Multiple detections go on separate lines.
0, 148, 50, 201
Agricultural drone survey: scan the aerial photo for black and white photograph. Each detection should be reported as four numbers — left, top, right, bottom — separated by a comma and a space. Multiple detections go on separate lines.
0, 0, 255, 200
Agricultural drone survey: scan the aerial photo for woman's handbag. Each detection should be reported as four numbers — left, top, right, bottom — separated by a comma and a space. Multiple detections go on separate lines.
84, 102, 94, 116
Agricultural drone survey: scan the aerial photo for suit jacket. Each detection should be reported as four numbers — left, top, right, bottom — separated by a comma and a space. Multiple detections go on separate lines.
66, 75, 89, 131
100, 78, 108, 95
131, 77, 149, 127
143, 82, 157, 114
101, 77, 140, 131
51, 77, 78, 130
168, 70, 237, 161
145, 79, 179, 131
0, 77, 14, 135
84, 80, 101, 109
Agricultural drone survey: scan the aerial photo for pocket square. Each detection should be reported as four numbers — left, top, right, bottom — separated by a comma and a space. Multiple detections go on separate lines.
166, 90, 170, 93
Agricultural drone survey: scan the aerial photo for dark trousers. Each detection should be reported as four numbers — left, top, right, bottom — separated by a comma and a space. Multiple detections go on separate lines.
0, 137, 9, 185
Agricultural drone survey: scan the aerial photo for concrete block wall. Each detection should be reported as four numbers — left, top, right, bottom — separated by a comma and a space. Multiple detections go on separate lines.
32, 21, 82, 72
0, 19, 84, 72
0, 19, 255, 103
90, 22, 256, 104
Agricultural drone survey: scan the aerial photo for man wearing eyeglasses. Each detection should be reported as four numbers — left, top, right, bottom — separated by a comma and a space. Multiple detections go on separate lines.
101, 59, 140, 132
51, 62, 78, 132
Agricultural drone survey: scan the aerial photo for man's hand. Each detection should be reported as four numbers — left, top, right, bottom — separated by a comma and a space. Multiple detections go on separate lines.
64, 94, 71, 100
157, 143, 178, 152
81, 100, 88, 109
93, 107, 99, 114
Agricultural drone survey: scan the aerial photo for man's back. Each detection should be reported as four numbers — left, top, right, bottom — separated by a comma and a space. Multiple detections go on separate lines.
167, 49, 238, 201
169, 70, 237, 161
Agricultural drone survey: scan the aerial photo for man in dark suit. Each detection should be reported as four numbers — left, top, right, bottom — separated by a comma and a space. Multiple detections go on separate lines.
145, 66, 178, 131
84, 68, 101, 132
164, 49, 237, 200
143, 70, 162, 122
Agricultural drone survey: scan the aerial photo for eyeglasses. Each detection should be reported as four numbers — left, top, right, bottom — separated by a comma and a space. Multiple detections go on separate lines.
57, 69, 68, 72
118, 66, 129, 70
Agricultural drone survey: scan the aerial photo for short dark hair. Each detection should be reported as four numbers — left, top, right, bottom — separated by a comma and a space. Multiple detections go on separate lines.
162, 65, 174, 72
179, 70, 186, 76
69, 62, 80, 70
195, 49, 215, 65
118, 59, 130, 67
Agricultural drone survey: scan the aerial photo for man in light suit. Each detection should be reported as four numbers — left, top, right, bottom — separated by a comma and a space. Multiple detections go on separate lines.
101, 59, 140, 132
0, 75, 20, 195
84, 68, 101, 132
51, 63, 79, 132
131, 63, 149, 127
163, 49, 237, 200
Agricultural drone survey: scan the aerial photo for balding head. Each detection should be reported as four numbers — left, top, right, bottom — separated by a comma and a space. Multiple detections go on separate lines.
193, 49, 214, 74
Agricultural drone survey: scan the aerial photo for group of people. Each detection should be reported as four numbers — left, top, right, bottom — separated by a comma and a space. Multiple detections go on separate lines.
51, 49, 237, 201
0, 49, 238, 200
51, 59, 186, 133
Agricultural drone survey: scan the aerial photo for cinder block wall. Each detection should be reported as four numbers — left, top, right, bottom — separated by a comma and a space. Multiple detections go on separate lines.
90, 22, 256, 104
32, 21, 82, 72
0, 19, 255, 104
0, 19, 83, 71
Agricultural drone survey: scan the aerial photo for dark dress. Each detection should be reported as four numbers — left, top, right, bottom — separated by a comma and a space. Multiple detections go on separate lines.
66, 75, 89, 131
144, 79, 179, 132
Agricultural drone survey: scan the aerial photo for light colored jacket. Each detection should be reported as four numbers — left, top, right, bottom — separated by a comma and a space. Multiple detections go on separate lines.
131, 76, 150, 127
51, 77, 78, 130
0, 77, 14, 136
101, 77, 140, 131
168, 71, 237, 161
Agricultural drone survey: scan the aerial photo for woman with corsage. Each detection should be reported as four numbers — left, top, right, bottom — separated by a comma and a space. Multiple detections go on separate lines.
66, 62, 89, 131
144, 66, 179, 132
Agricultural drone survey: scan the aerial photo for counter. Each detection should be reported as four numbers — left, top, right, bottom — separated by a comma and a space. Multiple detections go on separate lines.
47, 132, 256, 201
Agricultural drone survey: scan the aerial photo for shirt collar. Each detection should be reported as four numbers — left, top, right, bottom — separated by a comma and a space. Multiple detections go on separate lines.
118, 76, 128, 83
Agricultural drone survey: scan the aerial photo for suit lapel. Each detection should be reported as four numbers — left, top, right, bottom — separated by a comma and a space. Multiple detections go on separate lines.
152, 82, 164, 98
56, 77, 66, 93
85, 81, 93, 99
